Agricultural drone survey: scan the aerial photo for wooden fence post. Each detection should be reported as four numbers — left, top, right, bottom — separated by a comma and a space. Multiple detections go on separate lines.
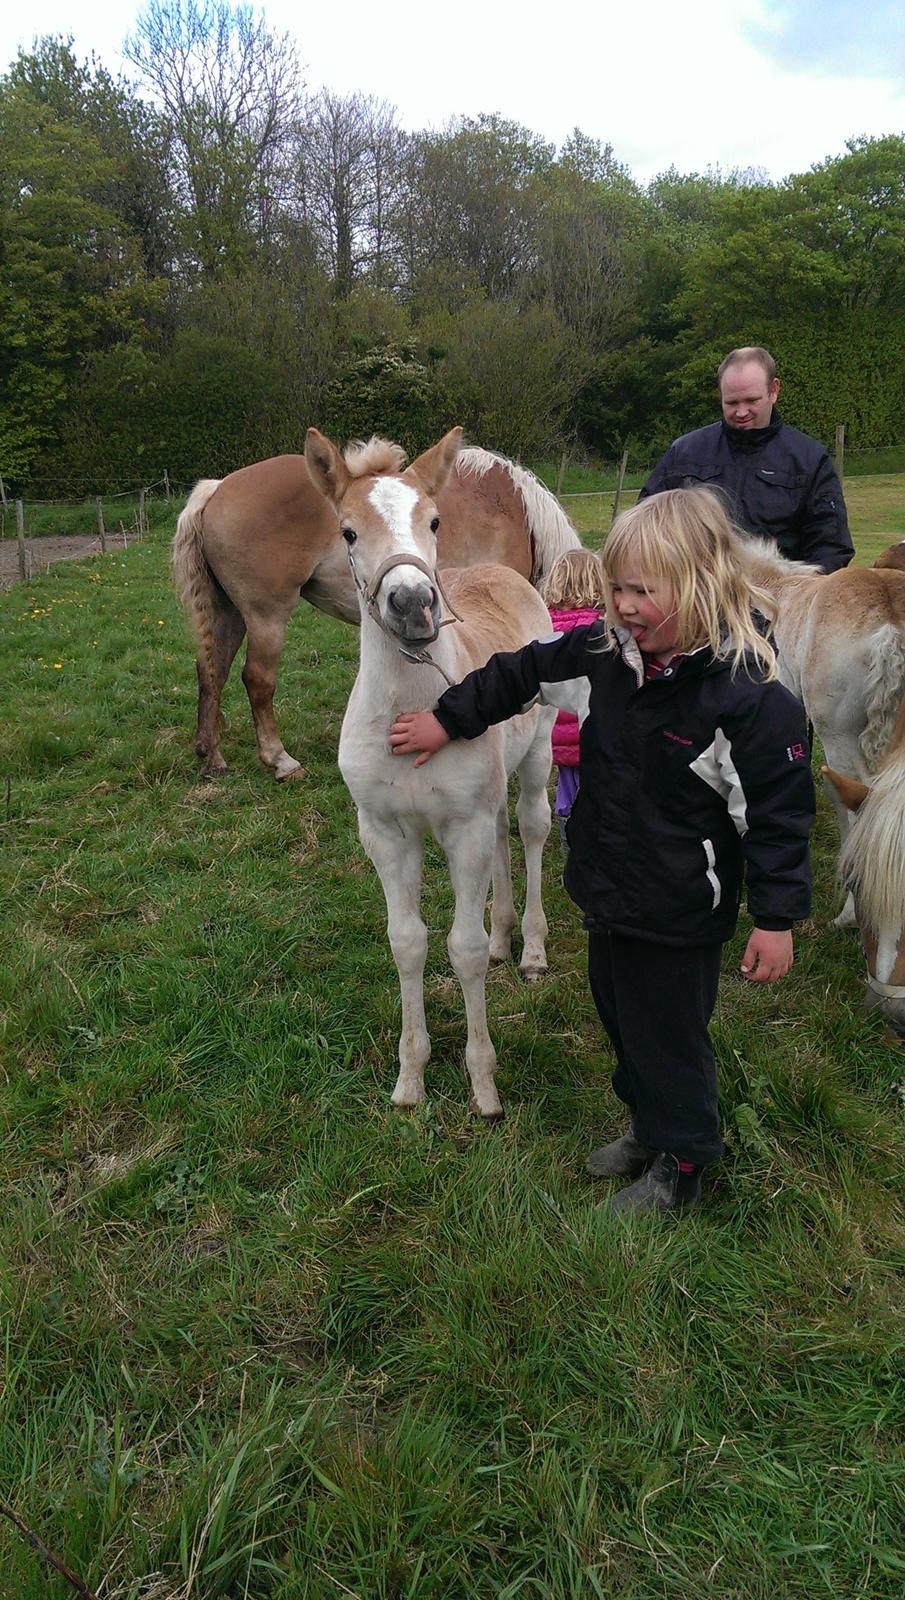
139, 487, 147, 539
555, 450, 569, 498
834, 424, 845, 483
95, 495, 107, 554
0, 473, 7, 513
15, 499, 27, 582
163, 469, 171, 503
610, 450, 629, 527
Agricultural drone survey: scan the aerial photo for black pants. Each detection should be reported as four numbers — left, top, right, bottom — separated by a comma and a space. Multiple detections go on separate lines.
587, 930, 725, 1166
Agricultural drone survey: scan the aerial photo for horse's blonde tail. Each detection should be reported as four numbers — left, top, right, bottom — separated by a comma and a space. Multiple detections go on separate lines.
860, 625, 905, 770
838, 723, 905, 936
456, 447, 582, 587
172, 479, 222, 686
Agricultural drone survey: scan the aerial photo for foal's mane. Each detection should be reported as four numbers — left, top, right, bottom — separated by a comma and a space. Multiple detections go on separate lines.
733, 536, 823, 584
343, 437, 408, 478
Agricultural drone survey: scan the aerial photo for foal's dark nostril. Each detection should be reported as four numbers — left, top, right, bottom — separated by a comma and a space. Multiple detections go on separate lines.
388, 587, 405, 614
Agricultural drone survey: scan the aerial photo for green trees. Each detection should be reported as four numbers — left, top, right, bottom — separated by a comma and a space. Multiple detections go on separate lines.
0, 39, 169, 482
1, 13, 903, 492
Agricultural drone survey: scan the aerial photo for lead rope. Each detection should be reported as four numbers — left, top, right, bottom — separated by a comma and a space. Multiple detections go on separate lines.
346, 546, 462, 687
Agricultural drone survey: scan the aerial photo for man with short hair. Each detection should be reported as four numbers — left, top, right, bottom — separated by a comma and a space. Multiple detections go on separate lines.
639, 346, 853, 573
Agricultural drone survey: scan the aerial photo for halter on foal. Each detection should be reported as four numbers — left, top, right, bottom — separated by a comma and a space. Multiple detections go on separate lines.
305, 426, 557, 1117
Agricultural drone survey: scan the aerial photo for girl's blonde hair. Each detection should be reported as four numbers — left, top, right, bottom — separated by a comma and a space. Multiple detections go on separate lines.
599, 487, 778, 678
541, 547, 608, 610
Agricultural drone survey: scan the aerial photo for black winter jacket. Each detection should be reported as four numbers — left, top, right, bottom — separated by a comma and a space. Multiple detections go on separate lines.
433, 627, 815, 946
639, 412, 853, 573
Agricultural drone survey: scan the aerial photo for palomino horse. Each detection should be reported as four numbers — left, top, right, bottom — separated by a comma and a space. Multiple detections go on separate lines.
824, 693, 905, 1037
172, 435, 580, 780
733, 538, 905, 925
304, 425, 556, 1118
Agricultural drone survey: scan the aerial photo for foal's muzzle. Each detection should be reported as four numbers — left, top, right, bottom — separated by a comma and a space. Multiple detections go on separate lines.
385, 575, 440, 644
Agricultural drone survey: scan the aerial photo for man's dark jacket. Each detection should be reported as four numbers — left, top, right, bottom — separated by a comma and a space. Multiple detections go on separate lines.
433, 626, 815, 947
639, 412, 853, 573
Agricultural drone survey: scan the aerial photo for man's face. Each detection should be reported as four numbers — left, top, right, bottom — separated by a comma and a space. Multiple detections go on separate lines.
719, 360, 780, 430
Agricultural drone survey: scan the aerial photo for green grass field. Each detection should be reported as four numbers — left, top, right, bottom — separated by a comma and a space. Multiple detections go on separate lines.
1, 479, 903, 1598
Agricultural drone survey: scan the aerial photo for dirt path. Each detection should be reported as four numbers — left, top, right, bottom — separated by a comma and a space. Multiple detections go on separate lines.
0, 531, 142, 590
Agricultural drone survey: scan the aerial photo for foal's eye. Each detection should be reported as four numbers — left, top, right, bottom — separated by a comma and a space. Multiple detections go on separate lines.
341, 527, 357, 545
430, 516, 440, 534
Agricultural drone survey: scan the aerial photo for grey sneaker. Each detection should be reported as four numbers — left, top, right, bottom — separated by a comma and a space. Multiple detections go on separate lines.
607, 1152, 702, 1215
585, 1128, 656, 1179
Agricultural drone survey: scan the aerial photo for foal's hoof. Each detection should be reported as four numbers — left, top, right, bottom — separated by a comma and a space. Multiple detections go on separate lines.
520, 965, 548, 985
470, 1096, 504, 1122
201, 757, 228, 778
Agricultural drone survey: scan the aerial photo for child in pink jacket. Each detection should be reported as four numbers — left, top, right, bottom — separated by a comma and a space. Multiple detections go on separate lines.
541, 548, 608, 838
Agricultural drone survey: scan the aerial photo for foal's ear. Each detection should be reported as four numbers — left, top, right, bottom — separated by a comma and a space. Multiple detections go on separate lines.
305, 428, 351, 505
822, 765, 871, 812
407, 427, 463, 497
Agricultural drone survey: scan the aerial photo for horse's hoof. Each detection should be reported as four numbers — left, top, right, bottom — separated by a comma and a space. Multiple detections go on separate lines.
470, 1095, 504, 1121
275, 762, 306, 783
202, 759, 228, 778
520, 965, 548, 985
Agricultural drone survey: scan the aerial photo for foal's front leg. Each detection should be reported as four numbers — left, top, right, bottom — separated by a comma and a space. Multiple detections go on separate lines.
440, 818, 501, 1118
358, 811, 430, 1106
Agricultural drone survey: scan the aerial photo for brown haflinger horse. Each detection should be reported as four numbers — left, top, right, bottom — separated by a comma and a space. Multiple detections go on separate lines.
824, 693, 905, 1038
172, 432, 581, 779
305, 426, 557, 1116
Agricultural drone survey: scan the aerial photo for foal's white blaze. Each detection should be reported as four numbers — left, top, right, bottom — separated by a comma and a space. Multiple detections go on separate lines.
368, 477, 421, 553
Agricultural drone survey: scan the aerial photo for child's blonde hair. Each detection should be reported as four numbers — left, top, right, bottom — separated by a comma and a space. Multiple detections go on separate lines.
599, 487, 778, 678
541, 547, 607, 610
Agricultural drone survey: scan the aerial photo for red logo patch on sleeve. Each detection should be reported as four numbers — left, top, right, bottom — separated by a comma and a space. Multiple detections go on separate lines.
786, 742, 806, 762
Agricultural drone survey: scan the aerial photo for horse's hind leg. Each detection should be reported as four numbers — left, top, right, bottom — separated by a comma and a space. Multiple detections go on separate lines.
489, 804, 516, 963
242, 604, 303, 781
195, 583, 246, 776
514, 718, 553, 980
821, 728, 870, 929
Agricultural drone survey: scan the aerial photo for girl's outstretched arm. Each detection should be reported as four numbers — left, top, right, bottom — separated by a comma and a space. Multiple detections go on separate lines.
389, 711, 450, 766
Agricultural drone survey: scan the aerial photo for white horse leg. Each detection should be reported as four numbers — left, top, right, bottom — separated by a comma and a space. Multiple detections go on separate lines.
358, 813, 430, 1106
441, 820, 501, 1117
489, 803, 515, 963
514, 725, 553, 981
821, 730, 871, 929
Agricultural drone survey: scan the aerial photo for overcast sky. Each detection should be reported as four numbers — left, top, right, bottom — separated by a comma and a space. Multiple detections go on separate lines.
2, 0, 904, 183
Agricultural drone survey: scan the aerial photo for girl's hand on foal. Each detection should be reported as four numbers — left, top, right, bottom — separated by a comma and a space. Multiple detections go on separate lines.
741, 928, 794, 983
389, 711, 450, 767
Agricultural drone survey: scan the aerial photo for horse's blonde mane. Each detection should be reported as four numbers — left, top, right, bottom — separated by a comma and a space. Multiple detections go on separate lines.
455, 446, 581, 582
343, 437, 408, 478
